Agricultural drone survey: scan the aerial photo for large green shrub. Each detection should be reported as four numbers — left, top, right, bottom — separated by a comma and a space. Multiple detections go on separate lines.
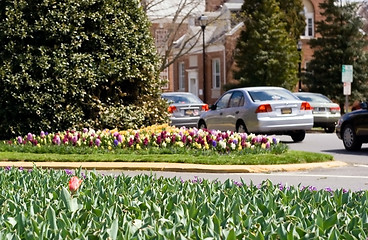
0, 0, 169, 139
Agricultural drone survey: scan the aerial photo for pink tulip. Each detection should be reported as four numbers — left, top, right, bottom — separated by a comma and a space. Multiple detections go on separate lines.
69, 176, 82, 193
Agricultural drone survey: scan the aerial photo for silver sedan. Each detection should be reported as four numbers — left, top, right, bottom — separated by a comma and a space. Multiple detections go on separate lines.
162, 92, 209, 128
294, 92, 341, 133
198, 87, 314, 142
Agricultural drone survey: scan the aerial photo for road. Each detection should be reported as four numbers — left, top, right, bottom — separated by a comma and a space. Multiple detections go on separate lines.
279, 132, 368, 165
105, 132, 368, 191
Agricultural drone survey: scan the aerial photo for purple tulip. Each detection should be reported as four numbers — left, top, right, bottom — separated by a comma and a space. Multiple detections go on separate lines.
117, 134, 123, 143
27, 133, 33, 141
95, 138, 101, 147
54, 135, 61, 145
72, 135, 78, 145
65, 169, 73, 175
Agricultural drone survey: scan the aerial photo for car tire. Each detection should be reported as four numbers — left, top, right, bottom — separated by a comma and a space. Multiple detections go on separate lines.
290, 130, 306, 142
342, 124, 362, 151
198, 120, 207, 130
324, 126, 335, 133
236, 121, 248, 133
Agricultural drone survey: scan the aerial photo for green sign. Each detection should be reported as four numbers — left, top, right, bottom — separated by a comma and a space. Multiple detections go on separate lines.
342, 65, 353, 83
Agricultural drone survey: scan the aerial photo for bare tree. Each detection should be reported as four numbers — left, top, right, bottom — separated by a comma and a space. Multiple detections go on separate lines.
143, 0, 211, 71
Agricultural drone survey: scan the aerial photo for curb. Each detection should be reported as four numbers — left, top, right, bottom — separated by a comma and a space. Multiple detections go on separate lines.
0, 160, 348, 173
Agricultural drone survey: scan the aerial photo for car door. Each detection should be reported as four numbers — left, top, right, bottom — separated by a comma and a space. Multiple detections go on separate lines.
205, 92, 232, 131
354, 109, 368, 136
221, 91, 245, 131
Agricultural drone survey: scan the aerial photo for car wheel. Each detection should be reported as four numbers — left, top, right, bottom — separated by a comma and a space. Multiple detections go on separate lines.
324, 126, 335, 133
342, 124, 362, 151
290, 130, 306, 142
236, 121, 248, 133
198, 120, 207, 130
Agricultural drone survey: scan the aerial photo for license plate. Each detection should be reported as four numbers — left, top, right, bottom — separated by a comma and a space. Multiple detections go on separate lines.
281, 108, 292, 114
185, 109, 199, 116
313, 108, 326, 113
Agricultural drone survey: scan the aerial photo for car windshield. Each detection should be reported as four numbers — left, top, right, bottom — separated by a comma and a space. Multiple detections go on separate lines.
163, 95, 201, 104
296, 94, 331, 103
248, 89, 297, 102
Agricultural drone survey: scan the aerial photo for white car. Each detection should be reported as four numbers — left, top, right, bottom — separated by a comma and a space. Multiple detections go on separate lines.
198, 86, 313, 142
294, 92, 341, 133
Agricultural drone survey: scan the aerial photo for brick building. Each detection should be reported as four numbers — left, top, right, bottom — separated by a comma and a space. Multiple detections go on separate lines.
147, 0, 328, 104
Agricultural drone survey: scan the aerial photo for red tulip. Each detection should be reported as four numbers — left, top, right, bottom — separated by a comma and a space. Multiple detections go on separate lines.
69, 176, 82, 193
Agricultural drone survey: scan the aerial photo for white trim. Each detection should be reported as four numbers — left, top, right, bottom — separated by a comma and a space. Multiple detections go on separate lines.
178, 62, 185, 90
212, 58, 221, 89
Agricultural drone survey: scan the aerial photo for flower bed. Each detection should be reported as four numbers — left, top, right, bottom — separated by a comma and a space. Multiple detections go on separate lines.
0, 167, 367, 239
5, 124, 285, 155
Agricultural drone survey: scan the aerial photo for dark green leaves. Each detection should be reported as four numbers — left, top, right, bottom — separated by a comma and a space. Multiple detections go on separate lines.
233, 0, 301, 90
0, 0, 168, 139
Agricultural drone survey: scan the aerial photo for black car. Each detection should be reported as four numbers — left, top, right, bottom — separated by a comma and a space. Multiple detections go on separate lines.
336, 101, 368, 151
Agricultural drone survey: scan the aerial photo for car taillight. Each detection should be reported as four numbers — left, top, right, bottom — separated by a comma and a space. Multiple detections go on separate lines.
256, 104, 272, 113
300, 102, 312, 110
168, 106, 177, 113
330, 106, 340, 113
201, 104, 209, 111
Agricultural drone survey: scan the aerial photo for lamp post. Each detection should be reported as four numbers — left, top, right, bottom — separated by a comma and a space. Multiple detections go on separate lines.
297, 40, 303, 92
199, 14, 208, 102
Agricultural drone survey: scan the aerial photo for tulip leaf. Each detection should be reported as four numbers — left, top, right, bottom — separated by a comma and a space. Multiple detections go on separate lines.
108, 218, 118, 240
324, 213, 338, 231
213, 215, 221, 235
47, 206, 57, 230
60, 187, 78, 212
226, 229, 236, 240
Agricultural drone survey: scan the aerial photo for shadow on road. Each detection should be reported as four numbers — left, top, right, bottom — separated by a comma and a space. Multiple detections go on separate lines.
322, 148, 368, 156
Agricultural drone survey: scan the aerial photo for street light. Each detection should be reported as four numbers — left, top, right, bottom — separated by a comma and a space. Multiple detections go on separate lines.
297, 40, 303, 92
199, 14, 208, 102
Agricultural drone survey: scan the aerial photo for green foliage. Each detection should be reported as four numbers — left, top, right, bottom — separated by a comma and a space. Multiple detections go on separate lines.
305, 0, 368, 107
0, 167, 367, 238
278, 0, 306, 40
0, 0, 169, 139
233, 0, 300, 90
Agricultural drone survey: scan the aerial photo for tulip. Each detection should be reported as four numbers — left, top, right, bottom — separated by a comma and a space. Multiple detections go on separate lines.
69, 176, 82, 193
27, 133, 33, 141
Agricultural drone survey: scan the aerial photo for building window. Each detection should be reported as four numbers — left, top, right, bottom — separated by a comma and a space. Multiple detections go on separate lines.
178, 62, 185, 90
302, 1, 314, 38
212, 59, 220, 89
307, 18, 313, 36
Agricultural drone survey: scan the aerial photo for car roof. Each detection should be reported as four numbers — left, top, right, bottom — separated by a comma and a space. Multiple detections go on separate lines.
294, 92, 324, 96
229, 86, 286, 91
161, 92, 195, 96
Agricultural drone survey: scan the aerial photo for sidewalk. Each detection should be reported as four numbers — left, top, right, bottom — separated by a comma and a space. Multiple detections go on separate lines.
0, 160, 348, 173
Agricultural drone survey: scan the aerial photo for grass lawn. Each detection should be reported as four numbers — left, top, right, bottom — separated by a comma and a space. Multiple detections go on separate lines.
0, 150, 333, 165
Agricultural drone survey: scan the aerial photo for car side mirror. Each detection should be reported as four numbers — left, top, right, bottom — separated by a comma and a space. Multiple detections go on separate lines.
360, 102, 368, 109
210, 104, 217, 110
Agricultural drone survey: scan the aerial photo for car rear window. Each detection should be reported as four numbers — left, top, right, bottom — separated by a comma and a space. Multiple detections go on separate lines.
248, 89, 297, 102
163, 95, 201, 104
296, 94, 331, 103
